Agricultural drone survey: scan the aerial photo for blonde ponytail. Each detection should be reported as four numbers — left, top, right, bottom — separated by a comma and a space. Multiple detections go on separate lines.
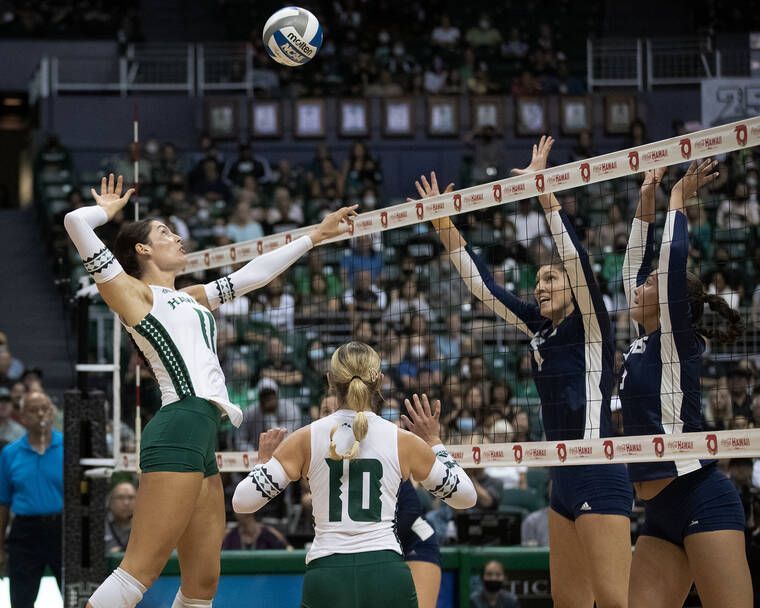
326, 342, 380, 460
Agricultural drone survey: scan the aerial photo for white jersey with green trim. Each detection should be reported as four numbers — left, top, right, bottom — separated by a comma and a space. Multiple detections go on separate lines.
123, 285, 243, 427
306, 410, 402, 564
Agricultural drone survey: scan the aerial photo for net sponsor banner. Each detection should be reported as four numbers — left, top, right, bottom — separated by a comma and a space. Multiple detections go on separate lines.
110, 429, 760, 472
181, 116, 760, 274
701, 79, 760, 128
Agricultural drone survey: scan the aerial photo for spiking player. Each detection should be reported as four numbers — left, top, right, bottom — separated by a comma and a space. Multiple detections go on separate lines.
621, 161, 751, 607
414, 136, 633, 607
232, 342, 476, 608
64, 173, 356, 608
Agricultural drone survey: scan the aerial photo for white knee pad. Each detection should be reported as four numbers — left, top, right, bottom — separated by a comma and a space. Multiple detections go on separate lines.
89, 567, 147, 608
171, 588, 213, 608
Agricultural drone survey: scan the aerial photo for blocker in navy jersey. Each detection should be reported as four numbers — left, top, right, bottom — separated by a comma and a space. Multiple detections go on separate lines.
461, 209, 615, 441
620, 211, 713, 482
396, 480, 440, 566
453, 209, 631, 520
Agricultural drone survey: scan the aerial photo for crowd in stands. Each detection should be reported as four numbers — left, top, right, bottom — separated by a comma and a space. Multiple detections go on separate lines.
222, 0, 596, 97
30, 116, 760, 554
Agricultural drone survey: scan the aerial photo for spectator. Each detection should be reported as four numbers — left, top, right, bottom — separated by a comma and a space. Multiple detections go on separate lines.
468, 468, 502, 511
235, 381, 301, 451
704, 384, 733, 430
594, 203, 628, 250
364, 68, 403, 97
341, 141, 382, 199
717, 183, 759, 230
471, 560, 520, 608
267, 186, 304, 233
423, 56, 449, 94
727, 367, 753, 419
468, 125, 506, 183
521, 500, 550, 547
34, 133, 74, 175
705, 270, 741, 310
569, 129, 596, 162
465, 13, 501, 49
299, 272, 342, 315
0, 388, 24, 450
751, 390, 760, 428
501, 27, 528, 58
272, 158, 305, 199
227, 142, 273, 186
436, 311, 463, 361
511, 199, 548, 253
303, 340, 331, 408
0, 333, 24, 381
0, 391, 62, 608
8, 382, 25, 423
510, 70, 541, 97
382, 277, 434, 328
221, 511, 291, 550
191, 157, 230, 203
104, 481, 137, 554
685, 202, 712, 261
257, 275, 296, 332
226, 200, 264, 243
345, 269, 387, 313
728, 458, 756, 524
431, 14, 460, 49
341, 235, 383, 285
258, 337, 303, 388
0, 351, 13, 389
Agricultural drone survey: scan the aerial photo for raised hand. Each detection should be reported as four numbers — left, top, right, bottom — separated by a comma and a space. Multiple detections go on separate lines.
511, 135, 555, 175
640, 166, 666, 193
401, 393, 443, 447
90, 173, 135, 222
257, 428, 288, 464
410, 171, 454, 231
670, 159, 719, 212
309, 204, 359, 245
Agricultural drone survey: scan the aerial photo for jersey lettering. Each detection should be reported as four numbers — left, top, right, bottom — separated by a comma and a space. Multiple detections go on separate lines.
326, 458, 383, 523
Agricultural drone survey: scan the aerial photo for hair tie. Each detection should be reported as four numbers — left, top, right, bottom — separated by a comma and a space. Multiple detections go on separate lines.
351, 375, 363, 382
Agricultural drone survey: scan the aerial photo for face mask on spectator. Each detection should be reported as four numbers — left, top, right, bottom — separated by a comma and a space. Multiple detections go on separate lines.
381, 408, 399, 421
461, 364, 470, 378
308, 348, 325, 360
457, 417, 476, 432
411, 345, 426, 360
362, 194, 377, 208
483, 580, 503, 593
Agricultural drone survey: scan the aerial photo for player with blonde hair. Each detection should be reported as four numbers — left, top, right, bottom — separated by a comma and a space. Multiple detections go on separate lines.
233, 341, 476, 608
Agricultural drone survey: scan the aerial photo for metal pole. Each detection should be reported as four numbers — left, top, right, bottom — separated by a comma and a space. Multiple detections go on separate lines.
111, 312, 121, 461
586, 39, 594, 92
77, 296, 90, 393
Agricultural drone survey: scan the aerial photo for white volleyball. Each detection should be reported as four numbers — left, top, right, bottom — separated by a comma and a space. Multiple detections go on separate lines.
263, 6, 323, 67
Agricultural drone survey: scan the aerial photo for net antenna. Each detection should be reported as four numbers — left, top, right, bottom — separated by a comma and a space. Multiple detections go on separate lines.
132, 101, 141, 473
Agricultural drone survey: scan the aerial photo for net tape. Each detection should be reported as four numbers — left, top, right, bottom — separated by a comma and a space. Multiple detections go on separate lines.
107, 428, 760, 471
180, 116, 760, 274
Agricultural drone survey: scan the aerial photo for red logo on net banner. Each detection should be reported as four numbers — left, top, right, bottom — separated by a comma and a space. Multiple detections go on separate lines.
453, 194, 462, 211
604, 440, 614, 460
217, 453, 224, 470
680, 138, 692, 159
346, 219, 355, 235
381, 211, 388, 227
204, 252, 210, 267
719, 434, 751, 451
513, 444, 523, 463
472, 446, 481, 465
416, 202, 424, 219
652, 436, 665, 457
628, 152, 639, 171
229, 246, 236, 261
735, 124, 747, 146
556, 443, 567, 462
580, 163, 590, 183
493, 184, 502, 202
285, 234, 292, 244
706, 433, 718, 456
257, 241, 263, 254
535, 174, 545, 193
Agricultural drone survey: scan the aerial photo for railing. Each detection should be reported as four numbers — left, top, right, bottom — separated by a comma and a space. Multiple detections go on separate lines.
125, 43, 194, 93
587, 38, 644, 91
588, 37, 754, 91
197, 42, 254, 96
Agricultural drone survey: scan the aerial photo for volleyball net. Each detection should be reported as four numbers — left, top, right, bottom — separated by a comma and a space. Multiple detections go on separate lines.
87, 115, 760, 474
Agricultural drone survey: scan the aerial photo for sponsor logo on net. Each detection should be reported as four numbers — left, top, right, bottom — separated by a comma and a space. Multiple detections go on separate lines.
356, 217, 374, 231
506, 182, 526, 197
450, 450, 464, 460
472, 446, 481, 465
482, 448, 504, 462
604, 439, 643, 460
514, 444, 547, 464
694, 135, 723, 153
639, 148, 668, 168
706, 433, 751, 455
592, 160, 618, 177
424, 201, 446, 216
750, 123, 760, 142
242, 453, 250, 468
735, 124, 747, 146
462, 192, 484, 209
547, 171, 571, 188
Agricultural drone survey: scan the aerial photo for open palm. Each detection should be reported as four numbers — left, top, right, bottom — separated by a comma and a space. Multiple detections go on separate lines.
90, 173, 135, 221
511, 135, 555, 175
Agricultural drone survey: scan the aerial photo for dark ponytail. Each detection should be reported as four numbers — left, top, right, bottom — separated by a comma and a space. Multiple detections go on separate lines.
686, 272, 744, 344
113, 218, 156, 279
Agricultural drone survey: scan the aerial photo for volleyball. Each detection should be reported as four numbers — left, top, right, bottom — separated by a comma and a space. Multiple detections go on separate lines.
262, 6, 323, 67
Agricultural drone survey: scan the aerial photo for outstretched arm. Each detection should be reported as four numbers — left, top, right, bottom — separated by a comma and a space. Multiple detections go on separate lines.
186, 206, 359, 310
63, 174, 153, 325
413, 173, 544, 336
623, 168, 664, 335
659, 160, 719, 353
232, 426, 309, 513
513, 137, 610, 333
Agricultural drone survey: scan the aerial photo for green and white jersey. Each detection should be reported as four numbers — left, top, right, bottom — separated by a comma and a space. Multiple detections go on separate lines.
124, 285, 243, 427
306, 410, 402, 564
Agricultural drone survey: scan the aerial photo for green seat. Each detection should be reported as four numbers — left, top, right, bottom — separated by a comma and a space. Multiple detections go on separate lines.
499, 488, 542, 513
526, 468, 550, 501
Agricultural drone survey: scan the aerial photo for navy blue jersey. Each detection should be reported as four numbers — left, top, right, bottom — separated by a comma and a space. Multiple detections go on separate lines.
620, 211, 712, 482
396, 479, 439, 560
451, 210, 615, 441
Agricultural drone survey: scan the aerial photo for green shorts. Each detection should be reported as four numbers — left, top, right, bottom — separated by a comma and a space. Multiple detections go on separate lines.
140, 396, 221, 477
301, 550, 417, 608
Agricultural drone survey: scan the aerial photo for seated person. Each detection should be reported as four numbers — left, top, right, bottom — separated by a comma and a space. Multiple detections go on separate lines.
471, 560, 520, 608
222, 511, 291, 550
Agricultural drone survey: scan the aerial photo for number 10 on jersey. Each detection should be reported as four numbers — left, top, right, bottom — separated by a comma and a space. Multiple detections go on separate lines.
326, 458, 383, 522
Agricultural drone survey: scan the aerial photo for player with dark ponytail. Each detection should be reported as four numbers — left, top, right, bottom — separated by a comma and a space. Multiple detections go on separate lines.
620, 160, 751, 607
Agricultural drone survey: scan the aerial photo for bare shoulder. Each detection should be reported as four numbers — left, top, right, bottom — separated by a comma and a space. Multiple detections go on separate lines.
273, 425, 312, 481
97, 273, 153, 326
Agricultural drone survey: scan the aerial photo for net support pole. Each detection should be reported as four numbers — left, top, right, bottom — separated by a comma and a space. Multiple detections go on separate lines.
112, 312, 121, 462
76, 296, 89, 393
63, 389, 108, 608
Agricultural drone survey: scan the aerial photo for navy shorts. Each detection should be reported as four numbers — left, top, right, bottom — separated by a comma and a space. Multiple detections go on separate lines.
551, 463, 632, 521
639, 463, 745, 548
402, 517, 441, 567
